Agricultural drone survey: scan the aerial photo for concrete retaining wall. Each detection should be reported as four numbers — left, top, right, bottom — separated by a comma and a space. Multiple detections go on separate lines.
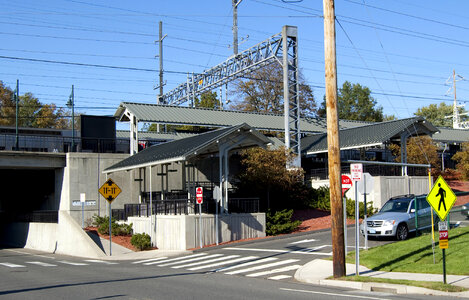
129, 213, 266, 250
1, 211, 105, 258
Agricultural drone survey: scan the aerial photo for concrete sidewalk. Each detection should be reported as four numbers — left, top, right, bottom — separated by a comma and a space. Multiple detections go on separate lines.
295, 259, 469, 298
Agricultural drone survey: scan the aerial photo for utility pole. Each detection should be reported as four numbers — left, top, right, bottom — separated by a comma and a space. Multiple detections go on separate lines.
232, 0, 242, 55
15, 79, 19, 150
452, 69, 459, 129
156, 21, 167, 104
67, 85, 75, 152
323, 0, 345, 278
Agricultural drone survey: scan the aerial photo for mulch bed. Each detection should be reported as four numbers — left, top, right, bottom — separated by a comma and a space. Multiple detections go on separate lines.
84, 226, 138, 252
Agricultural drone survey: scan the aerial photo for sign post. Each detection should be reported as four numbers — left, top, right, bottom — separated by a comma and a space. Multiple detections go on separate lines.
341, 175, 352, 255
80, 193, 86, 228
438, 221, 448, 284
196, 187, 203, 248
358, 173, 374, 250
350, 163, 363, 275
99, 178, 122, 256
426, 176, 456, 284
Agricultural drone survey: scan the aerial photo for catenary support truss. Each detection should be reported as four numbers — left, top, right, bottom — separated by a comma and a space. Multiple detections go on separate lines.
162, 25, 300, 167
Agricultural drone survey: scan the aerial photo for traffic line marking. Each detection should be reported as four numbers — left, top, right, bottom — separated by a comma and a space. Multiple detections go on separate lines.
144, 253, 207, 266
187, 256, 258, 271
288, 239, 317, 245
268, 275, 291, 280
280, 288, 391, 300
214, 257, 278, 272
0, 263, 26, 268
25, 261, 57, 267
158, 254, 222, 267
84, 260, 118, 265
132, 257, 168, 264
224, 247, 332, 256
58, 260, 89, 266
246, 264, 301, 277
171, 255, 239, 269
224, 259, 299, 275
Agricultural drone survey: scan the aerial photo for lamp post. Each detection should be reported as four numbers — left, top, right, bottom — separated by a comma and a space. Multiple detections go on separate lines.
67, 85, 75, 152
14, 80, 19, 150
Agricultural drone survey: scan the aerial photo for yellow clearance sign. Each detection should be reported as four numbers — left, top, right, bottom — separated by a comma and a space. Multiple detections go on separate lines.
426, 176, 456, 221
99, 178, 122, 204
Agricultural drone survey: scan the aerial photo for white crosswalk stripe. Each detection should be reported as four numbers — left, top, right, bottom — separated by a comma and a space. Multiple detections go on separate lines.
132, 257, 168, 264
246, 264, 301, 277
0, 262, 26, 268
144, 253, 208, 266
26, 261, 57, 267
224, 259, 299, 275
158, 254, 222, 267
214, 257, 278, 272
268, 275, 292, 280
84, 260, 118, 265
187, 256, 258, 271
58, 260, 89, 266
132, 252, 303, 281
171, 255, 239, 269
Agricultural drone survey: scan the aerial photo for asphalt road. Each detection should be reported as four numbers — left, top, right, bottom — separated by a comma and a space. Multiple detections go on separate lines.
0, 220, 461, 300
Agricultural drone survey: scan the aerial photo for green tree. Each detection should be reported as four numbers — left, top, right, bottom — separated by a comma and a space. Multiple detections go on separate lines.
230, 63, 317, 117
389, 136, 440, 169
234, 146, 309, 210
0, 81, 69, 128
0, 81, 16, 126
414, 102, 466, 127
195, 91, 220, 109
452, 142, 469, 180
317, 81, 384, 122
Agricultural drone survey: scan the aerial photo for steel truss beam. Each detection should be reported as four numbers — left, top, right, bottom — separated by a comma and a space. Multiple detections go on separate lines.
162, 26, 301, 167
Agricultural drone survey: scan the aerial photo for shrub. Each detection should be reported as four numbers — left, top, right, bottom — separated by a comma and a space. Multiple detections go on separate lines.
310, 186, 331, 211
131, 233, 152, 251
266, 209, 301, 236
345, 199, 377, 219
92, 215, 133, 236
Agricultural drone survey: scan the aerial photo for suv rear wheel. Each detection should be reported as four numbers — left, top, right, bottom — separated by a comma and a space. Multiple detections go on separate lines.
396, 223, 408, 240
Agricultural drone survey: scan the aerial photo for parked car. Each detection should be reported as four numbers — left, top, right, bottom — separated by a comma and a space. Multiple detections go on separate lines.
360, 194, 434, 240
461, 202, 469, 218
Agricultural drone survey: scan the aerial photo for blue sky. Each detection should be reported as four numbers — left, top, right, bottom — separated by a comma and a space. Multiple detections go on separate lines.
2, 0, 469, 130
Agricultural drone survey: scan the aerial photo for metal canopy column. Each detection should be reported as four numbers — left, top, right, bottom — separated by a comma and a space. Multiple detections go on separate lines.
282, 25, 301, 168
218, 137, 247, 213
400, 132, 409, 176
125, 110, 139, 155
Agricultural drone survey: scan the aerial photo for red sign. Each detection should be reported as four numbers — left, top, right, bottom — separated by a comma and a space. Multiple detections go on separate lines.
341, 175, 352, 197
196, 187, 203, 204
439, 230, 448, 240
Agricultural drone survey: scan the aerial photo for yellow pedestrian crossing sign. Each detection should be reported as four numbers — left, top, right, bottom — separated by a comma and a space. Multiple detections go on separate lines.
426, 176, 456, 221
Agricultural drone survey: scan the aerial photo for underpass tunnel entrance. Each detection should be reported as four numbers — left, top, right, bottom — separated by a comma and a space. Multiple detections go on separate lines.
0, 169, 58, 217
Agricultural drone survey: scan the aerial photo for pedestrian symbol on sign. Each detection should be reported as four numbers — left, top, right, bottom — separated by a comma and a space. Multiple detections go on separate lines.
436, 183, 447, 211
426, 176, 456, 221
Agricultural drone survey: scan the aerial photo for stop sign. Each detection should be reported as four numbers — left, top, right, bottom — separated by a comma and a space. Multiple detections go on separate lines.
341, 175, 352, 196
196, 187, 203, 204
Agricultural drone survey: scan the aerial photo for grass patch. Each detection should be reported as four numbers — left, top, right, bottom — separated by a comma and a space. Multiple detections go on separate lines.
336, 276, 467, 293
347, 225, 469, 275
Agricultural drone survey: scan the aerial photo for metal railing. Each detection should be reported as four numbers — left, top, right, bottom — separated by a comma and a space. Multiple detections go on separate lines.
0, 210, 58, 223
0, 133, 131, 153
112, 197, 260, 221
